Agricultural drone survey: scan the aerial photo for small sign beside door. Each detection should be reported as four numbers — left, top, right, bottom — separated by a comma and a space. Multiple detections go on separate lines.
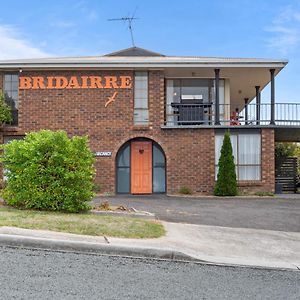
94, 151, 112, 157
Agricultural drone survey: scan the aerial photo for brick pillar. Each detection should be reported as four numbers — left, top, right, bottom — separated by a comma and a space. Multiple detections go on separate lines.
148, 70, 165, 129
261, 128, 275, 193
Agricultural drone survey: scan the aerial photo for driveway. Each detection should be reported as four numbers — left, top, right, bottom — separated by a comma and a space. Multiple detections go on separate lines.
92, 195, 300, 232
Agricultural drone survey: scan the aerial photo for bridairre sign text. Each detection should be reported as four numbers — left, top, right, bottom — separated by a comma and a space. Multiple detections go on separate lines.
19, 76, 132, 90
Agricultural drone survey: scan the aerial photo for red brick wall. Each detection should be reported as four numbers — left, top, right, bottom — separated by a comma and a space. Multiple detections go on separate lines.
0, 70, 275, 195
17, 70, 134, 133
261, 128, 275, 192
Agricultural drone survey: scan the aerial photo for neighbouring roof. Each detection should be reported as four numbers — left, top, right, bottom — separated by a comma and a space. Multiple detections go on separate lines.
0, 46, 288, 69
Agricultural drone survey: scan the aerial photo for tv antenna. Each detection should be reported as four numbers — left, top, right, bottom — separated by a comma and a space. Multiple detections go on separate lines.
108, 11, 139, 47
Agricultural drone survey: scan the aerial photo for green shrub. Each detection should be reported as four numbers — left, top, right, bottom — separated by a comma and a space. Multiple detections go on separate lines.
0, 91, 12, 125
275, 142, 297, 159
1, 130, 95, 212
214, 131, 238, 196
93, 183, 102, 193
179, 186, 192, 195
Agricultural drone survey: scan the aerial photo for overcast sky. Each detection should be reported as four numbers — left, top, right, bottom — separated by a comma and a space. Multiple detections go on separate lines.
0, 0, 300, 102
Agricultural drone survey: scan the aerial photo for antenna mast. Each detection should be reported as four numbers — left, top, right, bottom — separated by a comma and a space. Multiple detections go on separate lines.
108, 12, 139, 47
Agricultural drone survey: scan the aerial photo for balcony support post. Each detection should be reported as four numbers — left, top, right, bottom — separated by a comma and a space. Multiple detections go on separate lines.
244, 98, 249, 125
255, 86, 260, 125
270, 69, 276, 125
214, 68, 220, 125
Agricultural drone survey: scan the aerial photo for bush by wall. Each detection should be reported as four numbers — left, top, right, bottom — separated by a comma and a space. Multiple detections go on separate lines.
1, 130, 95, 212
275, 142, 297, 159
214, 131, 238, 196
178, 186, 192, 195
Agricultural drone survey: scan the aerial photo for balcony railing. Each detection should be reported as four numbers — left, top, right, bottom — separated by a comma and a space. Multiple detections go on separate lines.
165, 102, 300, 126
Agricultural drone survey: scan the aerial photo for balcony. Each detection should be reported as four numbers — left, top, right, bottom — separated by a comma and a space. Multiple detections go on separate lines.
164, 102, 300, 127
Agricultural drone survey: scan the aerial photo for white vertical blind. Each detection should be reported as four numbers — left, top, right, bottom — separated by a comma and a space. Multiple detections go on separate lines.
238, 134, 261, 165
134, 72, 148, 125
215, 132, 261, 181
166, 80, 175, 125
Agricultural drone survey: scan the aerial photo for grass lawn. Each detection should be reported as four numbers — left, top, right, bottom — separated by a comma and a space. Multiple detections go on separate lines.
0, 207, 165, 239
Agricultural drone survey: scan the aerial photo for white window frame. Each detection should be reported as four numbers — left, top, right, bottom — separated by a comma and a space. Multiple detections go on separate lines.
134, 71, 149, 125
215, 131, 261, 181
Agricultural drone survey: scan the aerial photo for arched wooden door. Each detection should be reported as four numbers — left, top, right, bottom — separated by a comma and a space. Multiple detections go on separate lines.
131, 141, 152, 194
116, 139, 166, 194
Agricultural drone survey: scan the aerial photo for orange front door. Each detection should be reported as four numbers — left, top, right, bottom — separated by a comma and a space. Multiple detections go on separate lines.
131, 141, 152, 194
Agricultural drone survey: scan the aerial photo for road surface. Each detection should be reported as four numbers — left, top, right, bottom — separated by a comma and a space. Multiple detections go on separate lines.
0, 246, 299, 299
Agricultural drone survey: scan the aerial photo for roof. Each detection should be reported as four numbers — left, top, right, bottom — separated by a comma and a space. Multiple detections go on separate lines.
104, 47, 165, 57
0, 47, 288, 69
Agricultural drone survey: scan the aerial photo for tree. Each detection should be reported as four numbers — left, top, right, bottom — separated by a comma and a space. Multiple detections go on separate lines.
275, 142, 297, 159
214, 131, 238, 196
0, 91, 12, 125
276, 142, 300, 176
1, 130, 95, 212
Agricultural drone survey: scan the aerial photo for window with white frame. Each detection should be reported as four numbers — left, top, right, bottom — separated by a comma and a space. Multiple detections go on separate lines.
4, 74, 19, 125
165, 78, 225, 126
134, 71, 148, 125
215, 131, 261, 180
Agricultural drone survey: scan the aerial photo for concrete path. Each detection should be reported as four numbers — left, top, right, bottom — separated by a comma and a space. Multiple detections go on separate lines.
93, 195, 300, 232
1, 222, 299, 270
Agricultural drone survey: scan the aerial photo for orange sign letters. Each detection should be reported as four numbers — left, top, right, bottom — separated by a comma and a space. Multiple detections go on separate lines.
19, 75, 132, 90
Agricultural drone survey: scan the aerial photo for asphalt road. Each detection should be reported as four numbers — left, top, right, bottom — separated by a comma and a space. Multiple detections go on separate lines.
93, 195, 300, 232
0, 247, 299, 300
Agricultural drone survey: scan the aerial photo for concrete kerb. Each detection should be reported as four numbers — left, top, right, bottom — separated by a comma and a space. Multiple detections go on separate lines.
0, 234, 299, 273
0, 234, 196, 262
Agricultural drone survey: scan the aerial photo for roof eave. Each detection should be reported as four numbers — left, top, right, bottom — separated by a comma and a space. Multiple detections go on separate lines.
0, 61, 288, 70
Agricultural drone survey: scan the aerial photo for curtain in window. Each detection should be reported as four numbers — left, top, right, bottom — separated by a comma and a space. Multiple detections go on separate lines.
134, 72, 148, 125
215, 132, 261, 181
238, 134, 261, 180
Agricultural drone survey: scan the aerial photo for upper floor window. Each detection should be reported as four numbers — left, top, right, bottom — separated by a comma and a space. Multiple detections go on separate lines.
4, 74, 18, 125
166, 78, 225, 126
134, 71, 148, 125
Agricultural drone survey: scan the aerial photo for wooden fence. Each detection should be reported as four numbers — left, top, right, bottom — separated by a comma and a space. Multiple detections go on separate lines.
275, 157, 298, 193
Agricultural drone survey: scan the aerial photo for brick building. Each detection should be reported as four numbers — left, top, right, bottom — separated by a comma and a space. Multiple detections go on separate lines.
0, 47, 299, 195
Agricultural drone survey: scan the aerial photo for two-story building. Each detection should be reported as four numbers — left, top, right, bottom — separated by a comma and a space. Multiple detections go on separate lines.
0, 47, 299, 195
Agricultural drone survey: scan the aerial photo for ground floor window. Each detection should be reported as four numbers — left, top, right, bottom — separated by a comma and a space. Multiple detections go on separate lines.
215, 130, 261, 180
116, 139, 166, 194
